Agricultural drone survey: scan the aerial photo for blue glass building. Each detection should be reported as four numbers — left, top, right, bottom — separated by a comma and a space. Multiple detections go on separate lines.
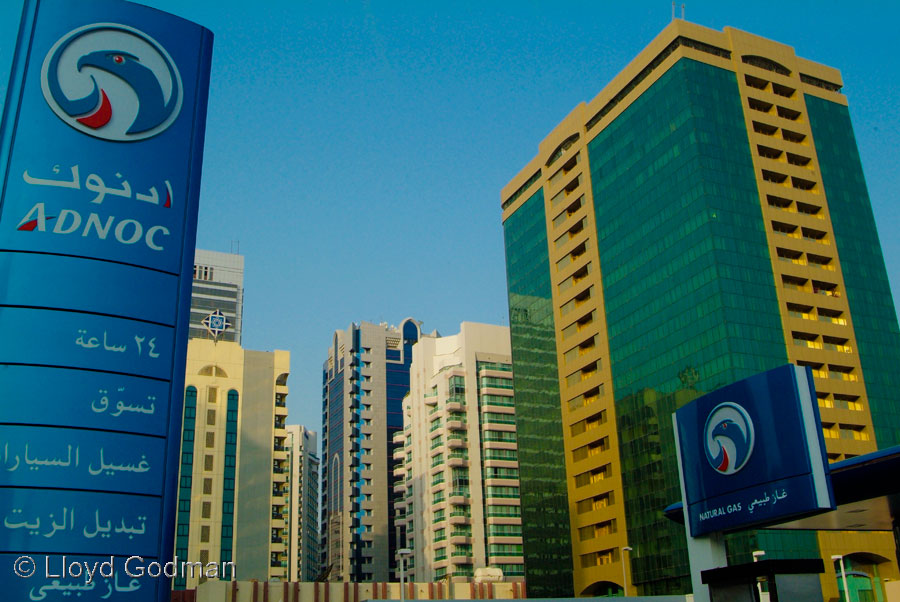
320, 318, 431, 581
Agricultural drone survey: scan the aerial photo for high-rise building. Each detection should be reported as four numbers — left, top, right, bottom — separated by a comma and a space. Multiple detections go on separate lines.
191, 249, 244, 343
501, 20, 900, 600
395, 322, 525, 584
320, 319, 435, 582
287, 424, 321, 582
174, 338, 291, 588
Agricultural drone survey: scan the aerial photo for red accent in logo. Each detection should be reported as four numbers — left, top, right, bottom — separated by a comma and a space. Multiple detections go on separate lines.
717, 448, 730, 472
18, 216, 57, 231
76, 89, 112, 129
164, 189, 171, 208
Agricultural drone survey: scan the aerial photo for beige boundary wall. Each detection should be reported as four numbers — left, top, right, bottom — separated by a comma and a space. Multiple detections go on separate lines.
196, 581, 527, 602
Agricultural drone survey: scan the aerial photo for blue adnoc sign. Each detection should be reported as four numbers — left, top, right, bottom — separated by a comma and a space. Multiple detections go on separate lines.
0, 1, 212, 600
674, 364, 834, 537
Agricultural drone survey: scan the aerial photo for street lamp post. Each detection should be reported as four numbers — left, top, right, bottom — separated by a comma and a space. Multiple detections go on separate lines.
621, 546, 633, 597
752, 551, 765, 600
832, 555, 850, 602
398, 548, 413, 602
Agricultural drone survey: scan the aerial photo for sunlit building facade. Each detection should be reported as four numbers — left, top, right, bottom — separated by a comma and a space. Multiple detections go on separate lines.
395, 322, 525, 584
501, 19, 900, 600
174, 339, 291, 588
320, 318, 434, 582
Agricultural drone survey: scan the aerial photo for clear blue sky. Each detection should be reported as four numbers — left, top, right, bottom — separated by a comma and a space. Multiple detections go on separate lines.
2, 1, 899, 434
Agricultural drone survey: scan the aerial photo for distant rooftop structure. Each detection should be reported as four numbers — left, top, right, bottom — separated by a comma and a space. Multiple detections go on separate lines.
190, 249, 244, 343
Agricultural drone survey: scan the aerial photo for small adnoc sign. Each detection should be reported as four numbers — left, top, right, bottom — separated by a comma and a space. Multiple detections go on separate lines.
0, 1, 212, 600
674, 364, 834, 537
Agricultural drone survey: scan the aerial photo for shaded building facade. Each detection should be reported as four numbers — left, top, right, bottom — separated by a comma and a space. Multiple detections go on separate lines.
287, 424, 321, 582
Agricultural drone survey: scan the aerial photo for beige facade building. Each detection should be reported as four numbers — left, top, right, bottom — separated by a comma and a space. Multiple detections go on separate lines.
174, 338, 291, 589
395, 322, 525, 584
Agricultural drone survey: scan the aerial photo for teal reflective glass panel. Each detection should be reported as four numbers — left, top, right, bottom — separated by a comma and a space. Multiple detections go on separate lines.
806, 94, 900, 448
503, 188, 573, 597
587, 58, 789, 594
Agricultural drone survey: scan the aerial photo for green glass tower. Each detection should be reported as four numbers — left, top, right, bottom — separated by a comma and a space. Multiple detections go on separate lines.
501, 20, 900, 599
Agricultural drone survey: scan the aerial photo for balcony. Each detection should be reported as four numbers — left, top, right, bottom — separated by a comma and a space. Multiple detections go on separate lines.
447, 436, 467, 449
448, 490, 470, 506
445, 398, 465, 412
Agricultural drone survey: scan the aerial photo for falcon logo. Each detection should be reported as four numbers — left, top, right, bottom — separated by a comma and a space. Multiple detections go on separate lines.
704, 402, 755, 475
41, 24, 182, 141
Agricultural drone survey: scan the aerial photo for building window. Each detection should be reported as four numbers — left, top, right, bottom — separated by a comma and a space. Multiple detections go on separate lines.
204, 455, 214, 471
207, 410, 216, 425
202, 502, 212, 519
206, 432, 215, 448
203, 478, 213, 494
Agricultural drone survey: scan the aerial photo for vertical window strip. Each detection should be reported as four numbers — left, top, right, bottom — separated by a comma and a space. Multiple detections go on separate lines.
174, 386, 197, 589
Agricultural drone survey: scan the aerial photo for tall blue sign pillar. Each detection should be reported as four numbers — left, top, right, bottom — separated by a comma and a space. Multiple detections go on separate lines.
0, 1, 212, 600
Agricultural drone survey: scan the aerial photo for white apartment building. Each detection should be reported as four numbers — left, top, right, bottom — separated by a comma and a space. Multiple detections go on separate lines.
395, 322, 525, 583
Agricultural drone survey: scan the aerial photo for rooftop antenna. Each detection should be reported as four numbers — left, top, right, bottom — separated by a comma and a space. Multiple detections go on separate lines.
672, 1, 675, 20
682, 3, 686, 19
